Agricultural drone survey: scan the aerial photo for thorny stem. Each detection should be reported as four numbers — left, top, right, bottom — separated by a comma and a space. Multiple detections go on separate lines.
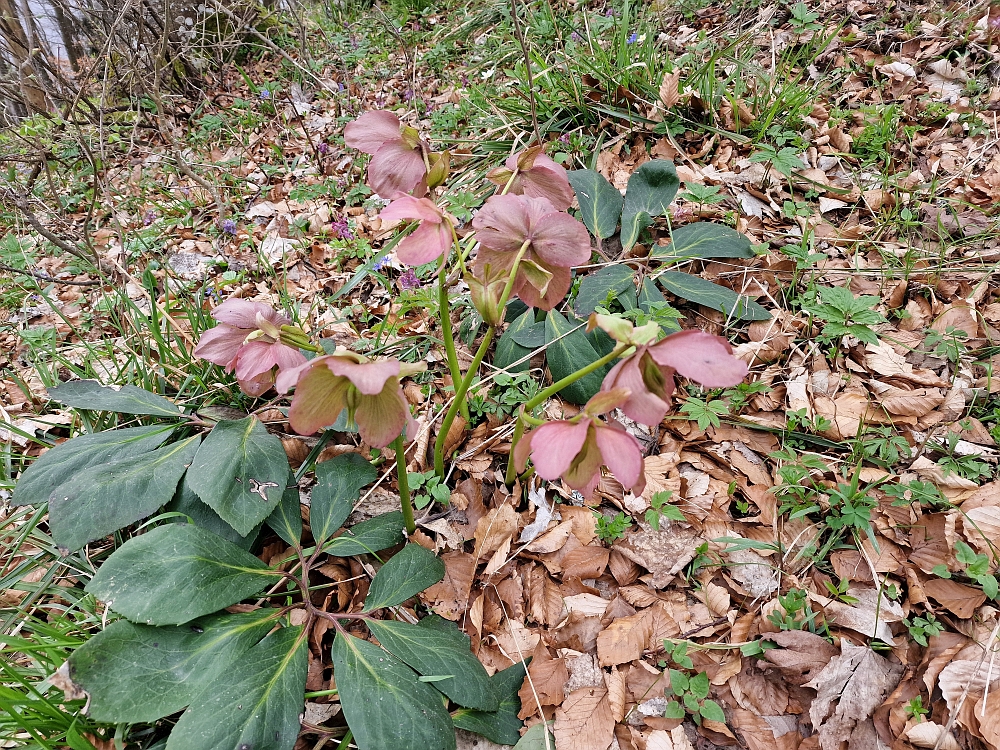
433, 241, 532, 478
393, 435, 416, 535
504, 343, 631, 486
439, 259, 468, 422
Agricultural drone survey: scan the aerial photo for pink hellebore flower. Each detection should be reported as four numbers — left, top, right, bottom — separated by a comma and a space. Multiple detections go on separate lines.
193, 299, 308, 397
487, 147, 575, 211
472, 194, 590, 311
601, 330, 748, 426
344, 110, 427, 199
513, 389, 646, 499
379, 196, 453, 265
276, 351, 425, 449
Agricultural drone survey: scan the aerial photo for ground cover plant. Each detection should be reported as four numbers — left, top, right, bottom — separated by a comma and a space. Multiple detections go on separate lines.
2, 0, 1000, 749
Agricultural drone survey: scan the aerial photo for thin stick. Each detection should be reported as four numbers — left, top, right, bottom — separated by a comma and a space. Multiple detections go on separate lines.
508, 0, 541, 146
0, 262, 100, 286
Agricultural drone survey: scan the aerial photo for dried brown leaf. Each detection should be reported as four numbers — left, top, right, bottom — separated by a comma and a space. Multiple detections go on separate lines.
421, 551, 475, 621
473, 503, 518, 561
597, 608, 654, 667
554, 686, 615, 750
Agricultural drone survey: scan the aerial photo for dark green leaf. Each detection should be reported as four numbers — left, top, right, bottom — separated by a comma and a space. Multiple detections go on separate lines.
621, 160, 680, 250
323, 511, 405, 557
494, 309, 536, 373
186, 416, 290, 536
699, 698, 726, 723
364, 544, 444, 611
68, 610, 276, 722
265, 479, 302, 547
452, 660, 527, 744
657, 271, 770, 321
367, 618, 497, 711
637, 278, 666, 313
689, 670, 710, 700
509, 321, 546, 349
310, 454, 378, 544
652, 222, 753, 260
332, 632, 456, 750
46, 380, 183, 417
11, 424, 174, 507
167, 482, 261, 550
511, 720, 554, 749
50, 436, 200, 552
573, 264, 636, 317
87, 524, 276, 625
544, 309, 610, 404
167, 626, 307, 750
567, 169, 623, 239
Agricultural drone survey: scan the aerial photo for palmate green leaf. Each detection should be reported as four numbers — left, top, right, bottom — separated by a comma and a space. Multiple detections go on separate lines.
322, 511, 405, 557
567, 169, 623, 239
573, 264, 636, 317
68, 610, 277, 723
332, 632, 456, 750
657, 271, 770, 321
367, 618, 496, 711
265, 479, 302, 547
46, 380, 184, 417
544, 309, 611, 405
87, 524, 277, 626
452, 660, 527, 744
620, 160, 680, 251
364, 544, 444, 611
652, 222, 753, 261
186, 416, 290, 536
494, 308, 536, 373
50, 436, 201, 552
167, 483, 261, 550
167, 626, 307, 750
11, 424, 175, 507
310, 453, 378, 544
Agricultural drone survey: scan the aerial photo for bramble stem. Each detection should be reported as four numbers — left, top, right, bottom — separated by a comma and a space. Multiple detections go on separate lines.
438, 261, 468, 421
393, 436, 416, 535
433, 241, 531, 478
504, 343, 631, 486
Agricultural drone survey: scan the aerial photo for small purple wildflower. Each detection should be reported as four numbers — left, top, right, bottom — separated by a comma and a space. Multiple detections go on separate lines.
143, 210, 156, 226
570, 31, 582, 41
627, 32, 638, 44
221, 218, 238, 236
461, 74, 470, 86
331, 217, 354, 240
373, 255, 389, 271
259, 89, 271, 100
317, 142, 330, 155
403, 89, 415, 102
605, 8, 617, 16
559, 134, 570, 144
398, 269, 420, 290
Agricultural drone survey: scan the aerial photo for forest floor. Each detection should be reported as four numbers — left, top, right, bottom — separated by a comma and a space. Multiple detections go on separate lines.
3, 0, 1000, 748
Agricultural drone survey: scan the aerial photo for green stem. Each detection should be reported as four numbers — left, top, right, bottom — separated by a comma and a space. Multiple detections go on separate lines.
393, 436, 416, 535
439, 262, 468, 422
504, 342, 631, 486
433, 241, 531, 478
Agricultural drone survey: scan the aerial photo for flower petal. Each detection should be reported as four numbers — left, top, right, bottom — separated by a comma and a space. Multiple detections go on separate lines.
288, 365, 351, 435
233, 340, 281, 382
326, 357, 401, 396
520, 156, 575, 211
193, 324, 244, 368
531, 211, 592, 268
396, 219, 452, 266
512, 263, 571, 311
343, 110, 402, 155
647, 330, 748, 388
273, 343, 308, 372
275, 357, 316, 394
472, 194, 533, 253
368, 142, 427, 199
528, 419, 591, 480
601, 354, 671, 426
562, 424, 604, 492
354, 378, 409, 448
238, 370, 276, 398
594, 423, 644, 492
379, 195, 443, 225
211, 299, 285, 329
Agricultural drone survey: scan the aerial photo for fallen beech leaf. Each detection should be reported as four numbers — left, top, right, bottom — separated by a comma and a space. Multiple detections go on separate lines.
554, 686, 615, 750
764, 631, 839, 684
613, 526, 700, 588
604, 666, 627, 722
904, 721, 961, 750
563, 593, 609, 618
646, 726, 695, 750
922, 577, 985, 618
805, 643, 903, 750
421, 551, 475, 620
526, 566, 566, 627
818, 587, 904, 643
517, 642, 568, 719
659, 71, 681, 108
938, 657, 1000, 730
597, 608, 654, 667
524, 519, 574, 554
473, 503, 518, 561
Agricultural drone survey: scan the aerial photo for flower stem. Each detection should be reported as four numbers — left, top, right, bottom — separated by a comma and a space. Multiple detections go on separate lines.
393, 435, 416, 535
504, 342, 631, 486
438, 262, 468, 422
433, 241, 531, 479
